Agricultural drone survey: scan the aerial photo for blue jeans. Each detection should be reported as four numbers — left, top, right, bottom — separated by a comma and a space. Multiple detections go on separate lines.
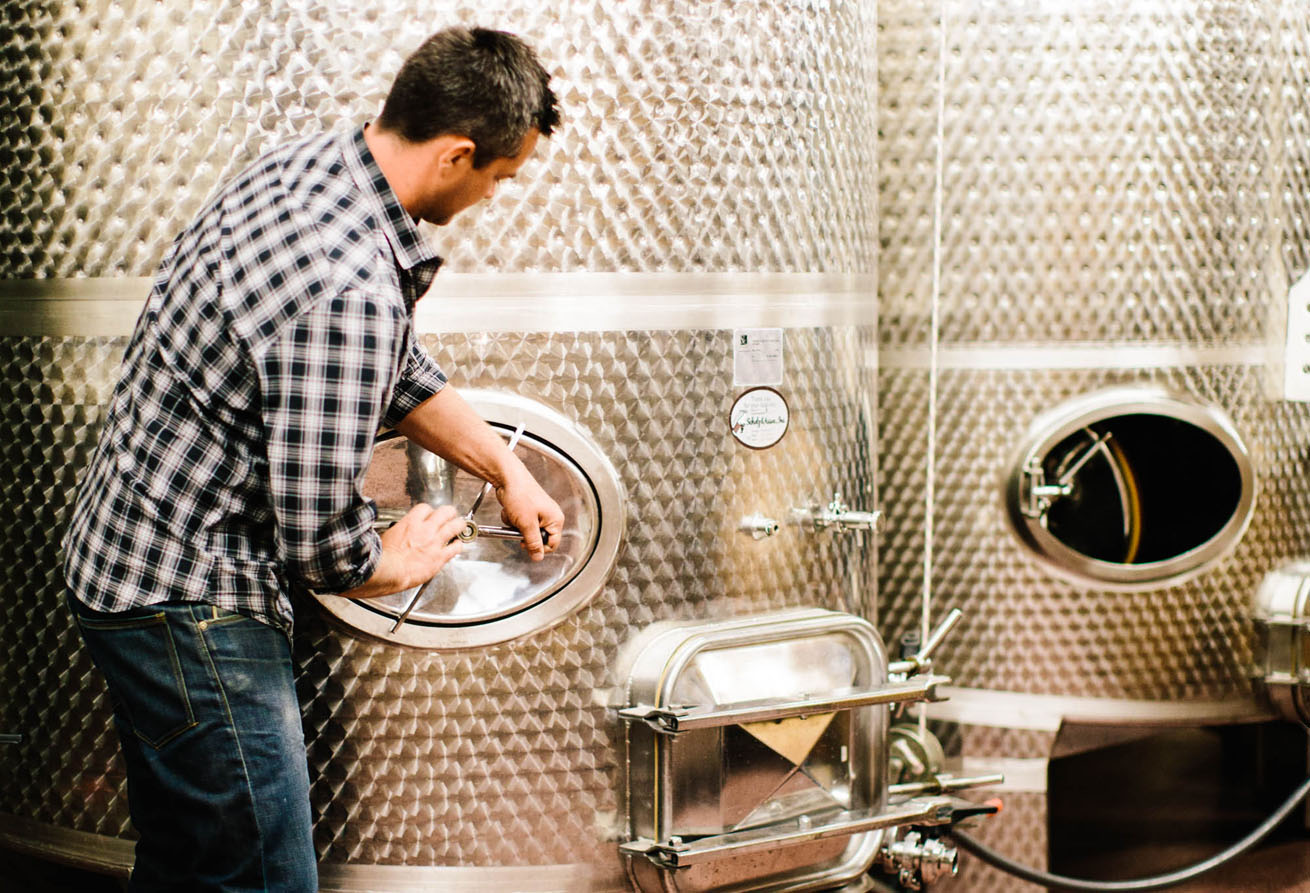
69, 596, 317, 893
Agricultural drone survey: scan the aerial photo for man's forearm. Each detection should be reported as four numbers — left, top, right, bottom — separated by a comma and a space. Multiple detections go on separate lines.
393, 384, 565, 560
393, 386, 526, 487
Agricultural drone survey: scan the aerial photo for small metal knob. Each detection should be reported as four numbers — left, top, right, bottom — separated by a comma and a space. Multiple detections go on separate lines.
739, 514, 781, 539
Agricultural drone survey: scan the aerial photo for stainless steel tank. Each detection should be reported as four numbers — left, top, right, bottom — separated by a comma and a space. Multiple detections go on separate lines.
0, 1, 886, 890
878, 1, 1310, 888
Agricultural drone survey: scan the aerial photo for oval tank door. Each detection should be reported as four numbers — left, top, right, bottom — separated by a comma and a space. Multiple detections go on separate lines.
313, 390, 625, 649
1004, 386, 1256, 590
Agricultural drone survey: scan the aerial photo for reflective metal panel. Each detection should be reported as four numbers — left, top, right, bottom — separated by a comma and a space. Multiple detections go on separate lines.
0, 0, 877, 277
1, 0, 880, 885
0, 323, 876, 880
878, 0, 1310, 704
878, 0, 1302, 348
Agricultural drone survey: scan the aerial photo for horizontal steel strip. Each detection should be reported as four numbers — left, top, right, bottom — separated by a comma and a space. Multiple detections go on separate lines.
0, 813, 613, 891
0, 813, 132, 878
0, 273, 876, 336
414, 272, 876, 332
920, 686, 1274, 731
880, 342, 1270, 370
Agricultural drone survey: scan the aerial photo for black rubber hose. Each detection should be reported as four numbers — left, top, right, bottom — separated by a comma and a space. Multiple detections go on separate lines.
945, 775, 1310, 892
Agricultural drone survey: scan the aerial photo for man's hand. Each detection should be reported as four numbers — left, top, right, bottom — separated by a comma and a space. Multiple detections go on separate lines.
394, 387, 566, 562
496, 463, 565, 561
340, 503, 466, 600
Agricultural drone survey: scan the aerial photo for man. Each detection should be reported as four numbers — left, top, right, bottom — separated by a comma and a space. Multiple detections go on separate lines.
61, 26, 563, 893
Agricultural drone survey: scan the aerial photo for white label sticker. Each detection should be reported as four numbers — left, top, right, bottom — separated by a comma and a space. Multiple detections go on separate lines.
730, 388, 789, 449
733, 328, 784, 386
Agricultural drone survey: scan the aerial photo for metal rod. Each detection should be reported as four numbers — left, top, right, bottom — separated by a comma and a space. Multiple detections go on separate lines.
389, 423, 526, 634
889, 772, 1005, 797
917, 608, 963, 664
620, 797, 955, 869
619, 676, 947, 734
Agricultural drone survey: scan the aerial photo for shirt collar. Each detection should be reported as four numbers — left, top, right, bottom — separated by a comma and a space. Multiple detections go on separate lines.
342, 125, 444, 275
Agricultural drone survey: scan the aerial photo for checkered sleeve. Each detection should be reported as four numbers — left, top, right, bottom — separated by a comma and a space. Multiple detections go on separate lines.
256, 289, 403, 593
381, 337, 448, 429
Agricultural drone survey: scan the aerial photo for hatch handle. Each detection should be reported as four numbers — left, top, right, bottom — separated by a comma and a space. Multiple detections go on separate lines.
887, 608, 964, 677
618, 675, 948, 735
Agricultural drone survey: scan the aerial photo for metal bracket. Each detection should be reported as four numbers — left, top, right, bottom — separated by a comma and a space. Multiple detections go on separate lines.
1020, 456, 1072, 519
618, 675, 948, 735
619, 797, 956, 870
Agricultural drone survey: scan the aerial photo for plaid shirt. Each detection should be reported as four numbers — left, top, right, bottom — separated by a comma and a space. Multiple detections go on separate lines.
63, 126, 447, 634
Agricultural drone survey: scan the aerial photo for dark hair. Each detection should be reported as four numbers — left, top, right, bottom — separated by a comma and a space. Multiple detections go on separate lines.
377, 26, 560, 167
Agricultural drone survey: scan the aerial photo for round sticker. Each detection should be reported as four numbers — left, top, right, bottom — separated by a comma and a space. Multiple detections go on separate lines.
730, 388, 789, 449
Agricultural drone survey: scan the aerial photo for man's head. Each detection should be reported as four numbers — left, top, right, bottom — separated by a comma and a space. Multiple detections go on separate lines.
377, 26, 559, 168
369, 26, 558, 225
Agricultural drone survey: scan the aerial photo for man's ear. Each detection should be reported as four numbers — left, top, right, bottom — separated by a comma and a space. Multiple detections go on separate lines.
434, 136, 476, 172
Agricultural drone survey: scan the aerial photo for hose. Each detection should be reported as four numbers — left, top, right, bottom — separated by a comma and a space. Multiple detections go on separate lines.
945, 774, 1310, 892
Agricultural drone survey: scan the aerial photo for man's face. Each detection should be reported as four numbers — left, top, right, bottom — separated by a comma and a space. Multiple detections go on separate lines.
420, 129, 540, 226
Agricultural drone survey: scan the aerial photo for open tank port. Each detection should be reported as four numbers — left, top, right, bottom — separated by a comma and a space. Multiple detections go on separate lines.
1039, 414, 1242, 565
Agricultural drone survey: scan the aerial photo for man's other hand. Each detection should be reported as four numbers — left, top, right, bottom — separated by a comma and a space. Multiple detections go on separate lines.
496, 466, 565, 562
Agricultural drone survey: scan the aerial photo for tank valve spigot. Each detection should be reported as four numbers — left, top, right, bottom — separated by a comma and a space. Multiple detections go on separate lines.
791, 493, 880, 534
739, 514, 781, 539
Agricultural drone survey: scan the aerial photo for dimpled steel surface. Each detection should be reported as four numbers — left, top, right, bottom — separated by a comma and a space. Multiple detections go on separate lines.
0, 338, 132, 837
877, 0, 1310, 701
0, 0, 876, 277
878, 363, 1310, 700
1, 0, 879, 876
0, 327, 875, 871
878, 0, 1308, 348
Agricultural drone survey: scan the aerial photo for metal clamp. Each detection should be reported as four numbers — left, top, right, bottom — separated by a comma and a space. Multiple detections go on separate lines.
1019, 431, 1114, 520
619, 676, 948, 735
457, 519, 550, 545
620, 797, 956, 870
391, 423, 526, 634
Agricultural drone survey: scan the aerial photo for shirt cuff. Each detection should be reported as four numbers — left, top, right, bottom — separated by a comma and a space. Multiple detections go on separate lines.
384, 352, 447, 428
314, 527, 382, 595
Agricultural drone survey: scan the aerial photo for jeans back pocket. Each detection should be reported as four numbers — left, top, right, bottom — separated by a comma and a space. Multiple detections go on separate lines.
75, 610, 198, 749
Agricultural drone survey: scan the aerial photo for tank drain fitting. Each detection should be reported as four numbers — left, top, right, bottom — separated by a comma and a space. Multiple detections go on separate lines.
877, 828, 960, 891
